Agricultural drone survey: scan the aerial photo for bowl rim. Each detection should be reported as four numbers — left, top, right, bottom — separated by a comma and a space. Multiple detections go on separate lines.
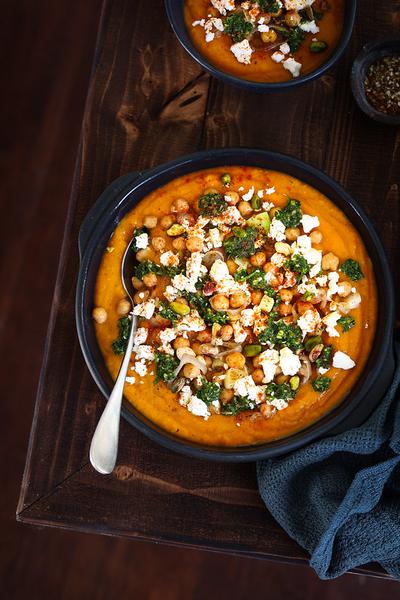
76, 147, 394, 462
350, 34, 400, 126
164, 0, 357, 91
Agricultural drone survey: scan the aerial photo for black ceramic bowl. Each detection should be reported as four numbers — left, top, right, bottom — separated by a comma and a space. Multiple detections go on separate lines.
351, 35, 400, 126
165, 0, 357, 92
76, 148, 395, 462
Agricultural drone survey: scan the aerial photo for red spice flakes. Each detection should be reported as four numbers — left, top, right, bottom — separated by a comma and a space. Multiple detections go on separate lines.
364, 55, 400, 116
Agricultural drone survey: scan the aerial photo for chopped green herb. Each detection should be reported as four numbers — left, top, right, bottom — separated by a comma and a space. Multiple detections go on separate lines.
198, 192, 227, 217
154, 352, 179, 384
234, 269, 249, 283
258, 0, 280, 12
163, 264, 185, 278
304, 335, 322, 352
259, 320, 303, 352
315, 345, 332, 370
247, 269, 280, 294
312, 376, 331, 392
221, 173, 231, 186
265, 382, 296, 402
220, 395, 255, 416
275, 198, 303, 228
133, 260, 163, 280
224, 13, 254, 43
183, 292, 229, 326
111, 316, 131, 355
159, 302, 179, 324
338, 315, 356, 332
285, 254, 311, 281
341, 259, 364, 281
197, 378, 221, 405
223, 226, 257, 259
302, 291, 315, 301
286, 26, 305, 53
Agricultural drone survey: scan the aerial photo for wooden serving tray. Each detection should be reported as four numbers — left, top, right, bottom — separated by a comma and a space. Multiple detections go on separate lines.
17, 0, 399, 578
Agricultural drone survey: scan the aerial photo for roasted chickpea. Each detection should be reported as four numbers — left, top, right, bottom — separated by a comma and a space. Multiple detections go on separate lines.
172, 237, 186, 251
171, 198, 189, 213
131, 276, 144, 290
285, 227, 301, 241
197, 329, 212, 343
226, 352, 246, 369
310, 230, 323, 244
203, 356, 213, 368
136, 248, 152, 262
278, 303, 293, 316
133, 290, 150, 304
275, 242, 291, 256
238, 201, 253, 217
227, 259, 237, 275
143, 215, 158, 229
261, 30, 277, 43
211, 294, 230, 311
142, 273, 157, 287
322, 252, 340, 271
160, 214, 175, 230
276, 374, 290, 385
173, 337, 190, 350
296, 300, 313, 315
285, 10, 301, 27
337, 281, 352, 298
220, 324, 233, 341
116, 298, 131, 316
186, 236, 204, 253
252, 368, 264, 384
92, 307, 107, 324
260, 403, 276, 419
253, 356, 262, 368
183, 364, 201, 379
250, 251, 267, 267
220, 389, 234, 404
151, 236, 166, 252
279, 289, 293, 303
230, 292, 249, 309
251, 290, 263, 305
191, 342, 203, 355
175, 296, 189, 306
176, 212, 195, 226
224, 190, 240, 205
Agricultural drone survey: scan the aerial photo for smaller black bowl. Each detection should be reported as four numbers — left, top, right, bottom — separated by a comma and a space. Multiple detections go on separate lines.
351, 35, 400, 126
165, 0, 357, 92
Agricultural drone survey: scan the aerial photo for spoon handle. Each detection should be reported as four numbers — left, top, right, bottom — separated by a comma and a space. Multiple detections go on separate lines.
89, 316, 137, 474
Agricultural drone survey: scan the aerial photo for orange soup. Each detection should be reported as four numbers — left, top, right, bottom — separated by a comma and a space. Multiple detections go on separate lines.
93, 166, 377, 447
184, 1, 345, 83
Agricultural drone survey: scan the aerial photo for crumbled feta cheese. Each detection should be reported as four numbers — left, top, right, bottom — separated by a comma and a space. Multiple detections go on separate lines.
135, 232, 149, 250
134, 361, 147, 377
258, 24, 270, 33
322, 310, 342, 338
284, 0, 314, 10
318, 367, 329, 375
133, 327, 148, 347
204, 17, 224, 42
133, 299, 156, 319
300, 20, 320, 34
272, 52, 285, 63
327, 271, 340, 300
269, 217, 286, 242
242, 186, 255, 202
164, 285, 179, 302
172, 273, 196, 293
158, 328, 177, 355
188, 396, 210, 419
291, 235, 322, 277
240, 308, 255, 327
179, 385, 192, 406
297, 308, 321, 337
279, 347, 301, 376
230, 39, 253, 64
301, 214, 320, 233
338, 292, 362, 314
269, 398, 289, 411
333, 351, 356, 370
279, 42, 290, 55
259, 349, 279, 383
211, 206, 244, 227
257, 189, 264, 198
160, 251, 180, 267
135, 345, 154, 361
265, 186, 276, 195
234, 376, 259, 402
125, 376, 136, 385
270, 252, 286, 267
262, 201, 274, 211
210, 0, 235, 15
316, 275, 328, 287
283, 57, 302, 78
210, 259, 229, 282
192, 19, 205, 27
176, 310, 206, 333
208, 228, 223, 248
232, 320, 248, 344
186, 251, 203, 288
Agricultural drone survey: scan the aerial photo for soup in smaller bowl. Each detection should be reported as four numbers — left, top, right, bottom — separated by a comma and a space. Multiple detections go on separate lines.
183, 0, 346, 83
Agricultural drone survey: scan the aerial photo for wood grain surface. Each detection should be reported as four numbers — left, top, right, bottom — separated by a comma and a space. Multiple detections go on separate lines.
15, 0, 400, 582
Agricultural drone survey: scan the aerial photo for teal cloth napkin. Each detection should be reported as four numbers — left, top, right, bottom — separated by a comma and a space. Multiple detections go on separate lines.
257, 344, 400, 579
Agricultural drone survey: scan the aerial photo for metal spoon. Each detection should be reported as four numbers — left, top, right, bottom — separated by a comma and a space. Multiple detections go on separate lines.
89, 238, 138, 474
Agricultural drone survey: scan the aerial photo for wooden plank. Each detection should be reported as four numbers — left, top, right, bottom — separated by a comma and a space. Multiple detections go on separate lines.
17, 0, 399, 579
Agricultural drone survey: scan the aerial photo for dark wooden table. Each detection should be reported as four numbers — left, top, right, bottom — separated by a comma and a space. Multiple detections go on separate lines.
17, 0, 399, 579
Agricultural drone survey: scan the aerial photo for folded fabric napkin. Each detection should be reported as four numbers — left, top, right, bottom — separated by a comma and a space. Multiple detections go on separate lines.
257, 344, 400, 580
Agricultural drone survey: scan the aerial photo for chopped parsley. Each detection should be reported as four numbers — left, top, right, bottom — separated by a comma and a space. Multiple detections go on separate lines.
315, 346, 333, 370
275, 198, 303, 228
341, 259, 364, 281
133, 260, 163, 280
183, 292, 229, 326
258, 320, 303, 352
338, 315, 356, 332
285, 254, 311, 281
155, 352, 178, 383
220, 395, 255, 416
224, 13, 254, 43
285, 27, 305, 53
223, 226, 257, 259
247, 270, 279, 293
159, 302, 179, 325
258, 0, 280, 12
265, 382, 296, 402
312, 376, 331, 392
198, 192, 228, 217
111, 316, 131, 355
197, 379, 221, 405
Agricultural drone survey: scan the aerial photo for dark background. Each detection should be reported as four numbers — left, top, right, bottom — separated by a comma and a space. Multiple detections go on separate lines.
1, 1, 399, 598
